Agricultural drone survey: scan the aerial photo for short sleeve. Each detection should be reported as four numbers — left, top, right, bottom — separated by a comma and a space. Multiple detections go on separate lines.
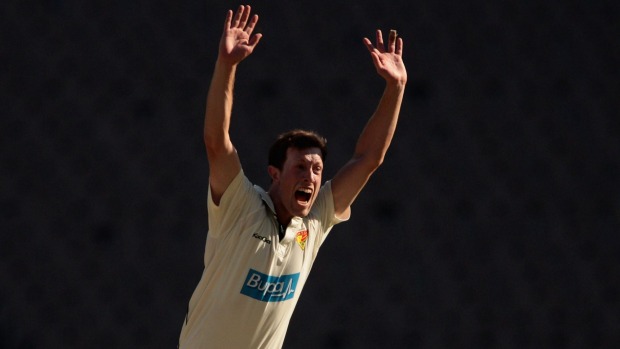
308, 180, 349, 249
207, 170, 261, 239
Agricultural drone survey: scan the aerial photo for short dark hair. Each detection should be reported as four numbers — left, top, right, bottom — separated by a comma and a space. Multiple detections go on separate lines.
268, 129, 327, 170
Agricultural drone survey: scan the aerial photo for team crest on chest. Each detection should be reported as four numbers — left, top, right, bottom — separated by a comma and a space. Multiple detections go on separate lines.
295, 230, 308, 250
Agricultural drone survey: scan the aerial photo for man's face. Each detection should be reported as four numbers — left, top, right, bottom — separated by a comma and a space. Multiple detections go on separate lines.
270, 147, 323, 219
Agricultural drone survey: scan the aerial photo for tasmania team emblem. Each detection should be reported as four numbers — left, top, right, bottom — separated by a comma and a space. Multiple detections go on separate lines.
295, 230, 308, 250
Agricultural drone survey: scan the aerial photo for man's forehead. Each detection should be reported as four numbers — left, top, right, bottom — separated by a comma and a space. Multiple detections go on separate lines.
287, 147, 323, 162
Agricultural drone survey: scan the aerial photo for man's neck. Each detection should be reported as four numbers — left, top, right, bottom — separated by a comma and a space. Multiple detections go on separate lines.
267, 189, 292, 227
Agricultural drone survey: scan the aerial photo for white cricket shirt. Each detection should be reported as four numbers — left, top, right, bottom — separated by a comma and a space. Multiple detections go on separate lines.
179, 170, 347, 348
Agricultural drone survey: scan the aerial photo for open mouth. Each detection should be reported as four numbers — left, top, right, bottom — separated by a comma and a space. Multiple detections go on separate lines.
295, 188, 312, 204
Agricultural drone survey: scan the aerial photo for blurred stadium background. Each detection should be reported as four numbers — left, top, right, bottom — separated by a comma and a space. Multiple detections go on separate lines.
1, 0, 619, 347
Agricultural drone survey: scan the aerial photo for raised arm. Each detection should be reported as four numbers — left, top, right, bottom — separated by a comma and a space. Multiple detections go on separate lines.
204, 5, 262, 204
331, 29, 407, 218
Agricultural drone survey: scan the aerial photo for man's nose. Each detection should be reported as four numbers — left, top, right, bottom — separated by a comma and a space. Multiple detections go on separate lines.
302, 168, 314, 181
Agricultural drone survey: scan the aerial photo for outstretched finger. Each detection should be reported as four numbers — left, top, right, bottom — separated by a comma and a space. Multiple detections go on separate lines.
223, 10, 233, 31
375, 29, 385, 53
395, 37, 404, 56
245, 14, 259, 35
388, 30, 397, 53
362, 37, 375, 53
239, 5, 251, 29
232, 5, 244, 28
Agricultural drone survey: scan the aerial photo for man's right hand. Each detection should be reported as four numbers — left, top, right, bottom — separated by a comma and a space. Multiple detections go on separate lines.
218, 5, 262, 66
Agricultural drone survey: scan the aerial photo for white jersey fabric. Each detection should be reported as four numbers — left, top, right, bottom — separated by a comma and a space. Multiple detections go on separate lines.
179, 170, 347, 348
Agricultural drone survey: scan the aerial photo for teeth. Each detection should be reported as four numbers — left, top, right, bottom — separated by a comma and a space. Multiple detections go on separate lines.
299, 188, 312, 193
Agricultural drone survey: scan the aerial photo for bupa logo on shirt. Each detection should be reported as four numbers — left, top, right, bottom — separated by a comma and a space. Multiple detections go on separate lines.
240, 269, 300, 302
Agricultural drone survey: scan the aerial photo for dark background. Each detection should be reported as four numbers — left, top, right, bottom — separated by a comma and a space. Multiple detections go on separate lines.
2, 0, 619, 348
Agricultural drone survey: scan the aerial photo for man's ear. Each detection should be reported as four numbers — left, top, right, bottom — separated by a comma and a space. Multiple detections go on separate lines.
267, 165, 280, 182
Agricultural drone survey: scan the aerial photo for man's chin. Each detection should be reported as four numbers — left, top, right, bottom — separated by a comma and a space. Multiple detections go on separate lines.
296, 210, 311, 218
293, 203, 312, 217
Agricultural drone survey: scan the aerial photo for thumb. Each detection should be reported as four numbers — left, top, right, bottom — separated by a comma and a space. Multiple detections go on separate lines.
370, 51, 382, 68
248, 33, 263, 48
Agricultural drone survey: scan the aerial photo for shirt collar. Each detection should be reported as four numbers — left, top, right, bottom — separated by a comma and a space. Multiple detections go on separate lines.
255, 185, 276, 215
255, 185, 303, 229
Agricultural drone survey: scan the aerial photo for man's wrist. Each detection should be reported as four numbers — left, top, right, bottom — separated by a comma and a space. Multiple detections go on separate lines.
385, 80, 407, 91
214, 58, 239, 72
